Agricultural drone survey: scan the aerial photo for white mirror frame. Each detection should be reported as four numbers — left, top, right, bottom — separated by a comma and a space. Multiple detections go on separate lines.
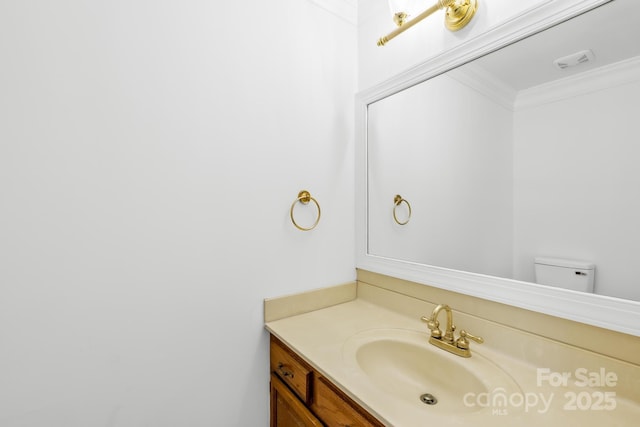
355, 0, 640, 337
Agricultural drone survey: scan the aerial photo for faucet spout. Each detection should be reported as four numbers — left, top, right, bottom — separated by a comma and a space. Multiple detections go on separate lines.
425, 304, 455, 343
420, 303, 483, 358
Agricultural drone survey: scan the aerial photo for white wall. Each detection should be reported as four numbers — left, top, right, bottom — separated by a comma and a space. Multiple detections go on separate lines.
0, 1, 356, 426
513, 79, 640, 300
367, 74, 513, 277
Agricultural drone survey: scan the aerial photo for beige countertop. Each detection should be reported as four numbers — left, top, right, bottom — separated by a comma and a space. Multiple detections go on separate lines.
265, 282, 640, 426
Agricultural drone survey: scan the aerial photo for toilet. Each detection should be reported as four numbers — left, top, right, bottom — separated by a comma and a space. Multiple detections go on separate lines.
534, 257, 595, 292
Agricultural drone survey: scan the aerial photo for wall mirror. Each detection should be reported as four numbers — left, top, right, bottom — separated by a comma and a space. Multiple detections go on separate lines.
356, 0, 640, 336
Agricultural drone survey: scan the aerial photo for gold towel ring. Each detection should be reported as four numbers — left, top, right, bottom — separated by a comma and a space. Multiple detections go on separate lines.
393, 194, 412, 225
290, 190, 321, 231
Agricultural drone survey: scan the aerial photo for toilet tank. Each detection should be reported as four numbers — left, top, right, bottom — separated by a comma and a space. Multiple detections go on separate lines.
534, 257, 595, 292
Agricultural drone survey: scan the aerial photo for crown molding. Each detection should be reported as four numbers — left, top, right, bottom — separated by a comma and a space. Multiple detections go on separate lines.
515, 55, 640, 110
446, 55, 640, 112
448, 64, 517, 111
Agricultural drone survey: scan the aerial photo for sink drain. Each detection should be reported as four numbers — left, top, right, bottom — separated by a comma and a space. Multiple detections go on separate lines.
420, 393, 438, 405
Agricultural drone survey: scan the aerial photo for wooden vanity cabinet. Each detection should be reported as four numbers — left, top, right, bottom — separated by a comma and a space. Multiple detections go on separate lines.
270, 335, 384, 427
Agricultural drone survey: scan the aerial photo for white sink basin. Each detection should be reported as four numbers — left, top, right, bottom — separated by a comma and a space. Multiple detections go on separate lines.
342, 328, 522, 415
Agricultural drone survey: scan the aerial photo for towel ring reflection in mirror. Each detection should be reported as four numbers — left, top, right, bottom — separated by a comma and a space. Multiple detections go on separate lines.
393, 194, 412, 225
290, 190, 321, 231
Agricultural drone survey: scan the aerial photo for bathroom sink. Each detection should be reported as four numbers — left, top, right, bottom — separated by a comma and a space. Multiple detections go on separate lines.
342, 328, 522, 414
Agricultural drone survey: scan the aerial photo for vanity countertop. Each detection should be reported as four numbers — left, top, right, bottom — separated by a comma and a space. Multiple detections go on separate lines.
265, 282, 640, 426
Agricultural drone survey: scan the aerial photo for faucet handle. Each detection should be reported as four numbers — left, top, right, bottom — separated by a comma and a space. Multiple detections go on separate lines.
421, 316, 442, 339
457, 330, 484, 350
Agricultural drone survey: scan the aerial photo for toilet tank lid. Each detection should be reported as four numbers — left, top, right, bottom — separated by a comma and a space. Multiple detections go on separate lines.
535, 257, 594, 270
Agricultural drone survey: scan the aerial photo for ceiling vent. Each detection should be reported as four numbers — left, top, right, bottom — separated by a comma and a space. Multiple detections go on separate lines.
553, 49, 595, 70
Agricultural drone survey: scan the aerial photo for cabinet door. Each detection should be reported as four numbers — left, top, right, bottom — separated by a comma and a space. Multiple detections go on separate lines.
271, 374, 323, 427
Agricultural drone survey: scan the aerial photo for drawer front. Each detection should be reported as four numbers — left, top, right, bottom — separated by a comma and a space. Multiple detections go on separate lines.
270, 336, 313, 405
313, 376, 383, 427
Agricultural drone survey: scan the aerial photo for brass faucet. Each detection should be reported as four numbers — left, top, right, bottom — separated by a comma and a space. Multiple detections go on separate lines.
421, 304, 484, 357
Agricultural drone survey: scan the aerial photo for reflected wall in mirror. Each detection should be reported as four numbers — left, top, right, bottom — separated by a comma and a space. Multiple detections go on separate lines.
367, 0, 640, 302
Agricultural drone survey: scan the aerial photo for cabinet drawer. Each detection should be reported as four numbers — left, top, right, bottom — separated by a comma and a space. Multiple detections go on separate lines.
270, 336, 313, 405
313, 376, 383, 427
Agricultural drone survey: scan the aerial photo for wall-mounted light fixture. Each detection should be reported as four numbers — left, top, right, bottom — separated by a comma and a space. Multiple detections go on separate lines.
378, 0, 478, 46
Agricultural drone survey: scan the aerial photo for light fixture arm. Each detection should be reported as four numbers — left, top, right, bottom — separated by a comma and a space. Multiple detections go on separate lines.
377, 0, 478, 46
